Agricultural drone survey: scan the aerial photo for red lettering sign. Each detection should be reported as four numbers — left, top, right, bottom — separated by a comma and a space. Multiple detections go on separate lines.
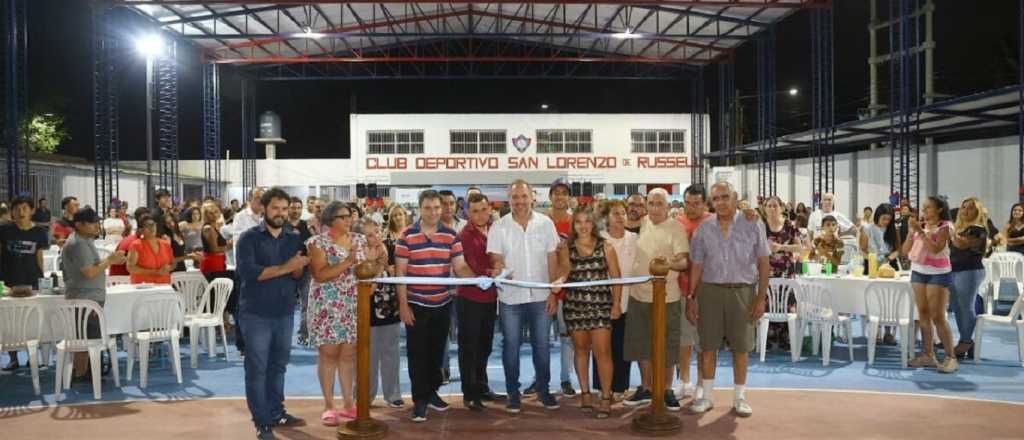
508, 157, 539, 169
366, 157, 407, 170
415, 157, 499, 170
637, 156, 689, 168
545, 156, 617, 169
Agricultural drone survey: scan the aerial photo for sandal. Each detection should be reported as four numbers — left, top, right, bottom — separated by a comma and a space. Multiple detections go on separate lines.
320, 410, 340, 427
596, 395, 612, 419
580, 392, 594, 413
337, 407, 357, 419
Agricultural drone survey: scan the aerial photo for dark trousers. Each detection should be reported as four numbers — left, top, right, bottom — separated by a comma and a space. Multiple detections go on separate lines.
592, 312, 632, 393
239, 312, 293, 428
406, 302, 451, 404
207, 270, 244, 352
456, 297, 497, 401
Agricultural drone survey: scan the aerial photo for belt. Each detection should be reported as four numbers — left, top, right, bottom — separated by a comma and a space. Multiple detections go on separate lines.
706, 283, 753, 289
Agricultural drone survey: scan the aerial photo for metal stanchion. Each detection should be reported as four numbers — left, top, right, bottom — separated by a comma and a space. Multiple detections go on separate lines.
631, 258, 682, 436
338, 261, 388, 440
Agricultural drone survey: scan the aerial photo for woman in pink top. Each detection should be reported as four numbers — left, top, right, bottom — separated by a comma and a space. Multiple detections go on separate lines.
901, 196, 958, 373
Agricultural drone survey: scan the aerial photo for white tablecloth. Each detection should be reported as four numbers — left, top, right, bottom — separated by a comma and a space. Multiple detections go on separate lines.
1, 284, 176, 342
799, 275, 915, 316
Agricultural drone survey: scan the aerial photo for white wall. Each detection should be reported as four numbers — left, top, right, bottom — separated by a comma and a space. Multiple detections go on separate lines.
727, 136, 1019, 223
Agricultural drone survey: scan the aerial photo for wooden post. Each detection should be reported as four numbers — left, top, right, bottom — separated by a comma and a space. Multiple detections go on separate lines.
631, 258, 682, 436
338, 261, 388, 440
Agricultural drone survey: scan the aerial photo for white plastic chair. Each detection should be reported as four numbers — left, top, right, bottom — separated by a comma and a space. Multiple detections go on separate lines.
987, 252, 1024, 315
185, 278, 234, 368
125, 293, 185, 388
107, 275, 131, 287
52, 300, 121, 400
0, 302, 44, 394
864, 282, 914, 368
756, 278, 800, 362
793, 280, 854, 366
974, 291, 1024, 366
171, 272, 209, 316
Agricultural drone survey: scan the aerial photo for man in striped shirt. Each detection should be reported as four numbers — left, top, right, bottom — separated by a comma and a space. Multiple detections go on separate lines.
396, 190, 478, 423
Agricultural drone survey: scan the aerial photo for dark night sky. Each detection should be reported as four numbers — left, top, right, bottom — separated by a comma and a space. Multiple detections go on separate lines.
27, 1, 1022, 162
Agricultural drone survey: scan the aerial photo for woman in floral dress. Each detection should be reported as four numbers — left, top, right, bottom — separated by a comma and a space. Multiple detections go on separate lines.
307, 201, 379, 425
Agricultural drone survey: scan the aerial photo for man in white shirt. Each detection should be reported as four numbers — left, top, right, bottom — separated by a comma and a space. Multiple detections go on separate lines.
301, 195, 316, 221
808, 192, 855, 239
233, 187, 266, 241
487, 179, 562, 413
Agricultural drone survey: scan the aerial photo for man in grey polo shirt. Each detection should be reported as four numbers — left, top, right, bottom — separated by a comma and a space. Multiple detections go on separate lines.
61, 207, 126, 379
686, 181, 770, 417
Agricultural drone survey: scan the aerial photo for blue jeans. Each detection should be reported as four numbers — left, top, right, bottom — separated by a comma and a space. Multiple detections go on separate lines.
239, 312, 294, 428
500, 300, 552, 397
949, 269, 984, 344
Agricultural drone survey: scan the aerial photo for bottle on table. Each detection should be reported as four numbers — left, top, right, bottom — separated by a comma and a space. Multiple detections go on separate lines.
867, 253, 879, 279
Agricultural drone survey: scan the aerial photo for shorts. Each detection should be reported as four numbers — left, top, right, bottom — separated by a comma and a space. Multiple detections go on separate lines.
911, 271, 952, 288
624, 299, 681, 367
696, 283, 756, 352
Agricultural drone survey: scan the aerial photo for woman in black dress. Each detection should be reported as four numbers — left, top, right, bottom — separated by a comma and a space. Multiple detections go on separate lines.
553, 209, 622, 419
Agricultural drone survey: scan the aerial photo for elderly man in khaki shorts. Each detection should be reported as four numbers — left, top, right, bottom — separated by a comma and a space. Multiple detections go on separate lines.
686, 182, 770, 417
622, 188, 693, 412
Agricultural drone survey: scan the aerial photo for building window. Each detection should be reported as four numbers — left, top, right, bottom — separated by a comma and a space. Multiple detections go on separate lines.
450, 130, 506, 154
367, 130, 424, 155
613, 183, 643, 196
537, 129, 593, 153
631, 129, 686, 153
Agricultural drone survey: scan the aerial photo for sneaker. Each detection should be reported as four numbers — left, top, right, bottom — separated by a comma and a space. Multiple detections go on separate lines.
387, 399, 406, 408
522, 382, 538, 396
506, 394, 522, 414
688, 398, 714, 414
623, 388, 652, 407
272, 413, 306, 427
465, 399, 486, 412
908, 353, 938, 368
938, 357, 959, 374
673, 383, 696, 400
256, 426, 276, 440
882, 333, 897, 346
538, 392, 560, 410
411, 401, 428, 422
664, 390, 681, 412
480, 389, 507, 402
733, 398, 753, 417
2, 360, 19, 372
428, 394, 451, 412
560, 381, 576, 397
612, 392, 625, 402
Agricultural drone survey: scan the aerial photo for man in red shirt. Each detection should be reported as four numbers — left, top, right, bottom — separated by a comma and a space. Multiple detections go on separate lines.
673, 184, 713, 400
51, 196, 79, 247
456, 193, 504, 411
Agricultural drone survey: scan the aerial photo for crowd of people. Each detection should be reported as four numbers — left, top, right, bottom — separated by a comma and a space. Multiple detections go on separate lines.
0, 183, 1020, 440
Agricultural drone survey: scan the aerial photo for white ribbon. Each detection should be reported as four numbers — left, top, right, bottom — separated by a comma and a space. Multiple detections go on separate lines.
363, 268, 656, 291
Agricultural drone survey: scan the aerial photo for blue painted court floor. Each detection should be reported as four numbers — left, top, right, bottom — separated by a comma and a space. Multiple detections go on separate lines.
3, 307, 1023, 409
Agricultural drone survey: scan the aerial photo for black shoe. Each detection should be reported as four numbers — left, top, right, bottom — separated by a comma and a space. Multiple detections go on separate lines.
2, 360, 19, 372
506, 394, 522, 414
522, 382, 538, 396
465, 399, 486, 412
480, 389, 507, 402
664, 390, 681, 412
623, 388, 652, 407
387, 399, 406, 408
272, 413, 306, 427
441, 367, 451, 385
560, 381, 576, 397
428, 394, 451, 412
538, 392, 560, 410
411, 401, 428, 422
256, 426, 276, 440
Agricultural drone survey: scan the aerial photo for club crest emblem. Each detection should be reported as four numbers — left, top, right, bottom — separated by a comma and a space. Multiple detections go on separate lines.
512, 134, 532, 153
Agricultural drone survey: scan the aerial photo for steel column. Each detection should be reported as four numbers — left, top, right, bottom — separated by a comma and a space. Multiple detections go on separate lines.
888, 0, 921, 209
691, 69, 705, 186
157, 40, 180, 199
3, 0, 27, 200
203, 62, 222, 198
93, 6, 120, 214
810, 7, 835, 208
241, 79, 257, 196
756, 26, 776, 199
718, 60, 735, 166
